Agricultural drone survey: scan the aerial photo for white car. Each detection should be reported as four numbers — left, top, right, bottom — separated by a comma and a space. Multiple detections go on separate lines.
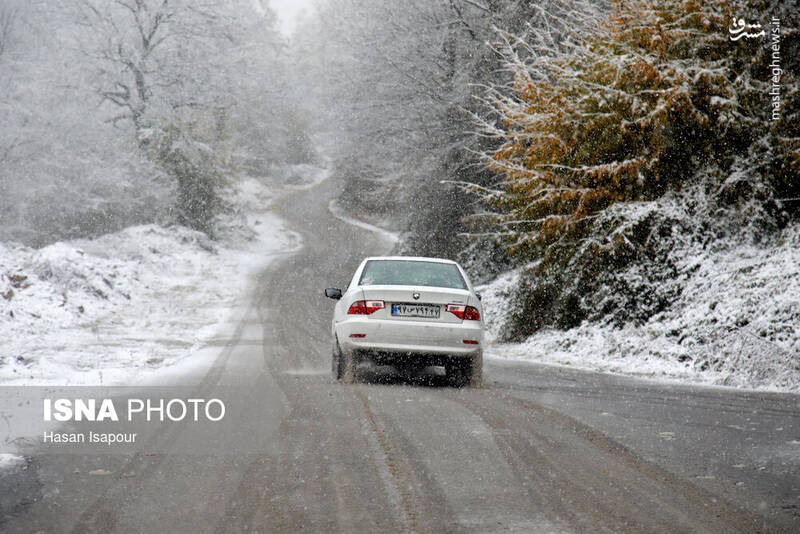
324, 256, 484, 386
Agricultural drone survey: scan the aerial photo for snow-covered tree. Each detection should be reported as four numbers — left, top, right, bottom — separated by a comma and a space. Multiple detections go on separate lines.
0, 0, 289, 244
294, 0, 561, 258
69, 0, 286, 235
475, 0, 799, 335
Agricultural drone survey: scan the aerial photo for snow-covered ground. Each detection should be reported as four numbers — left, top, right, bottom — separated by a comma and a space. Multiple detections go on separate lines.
0, 173, 307, 386
0, 453, 25, 471
480, 224, 800, 393
328, 199, 400, 245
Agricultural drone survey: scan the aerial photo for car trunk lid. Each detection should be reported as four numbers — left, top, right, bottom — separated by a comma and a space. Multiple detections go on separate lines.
360, 285, 469, 323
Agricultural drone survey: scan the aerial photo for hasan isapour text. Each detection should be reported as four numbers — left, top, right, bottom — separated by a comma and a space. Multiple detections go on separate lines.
43, 430, 138, 445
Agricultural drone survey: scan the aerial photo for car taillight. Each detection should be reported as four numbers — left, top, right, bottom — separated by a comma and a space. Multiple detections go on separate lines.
348, 301, 367, 314
446, 304, 481, 320
464, 306, 480, 321
348, 300, 384, 315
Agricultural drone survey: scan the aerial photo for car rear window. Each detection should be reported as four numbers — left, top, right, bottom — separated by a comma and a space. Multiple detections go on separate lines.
359, 260, 467, 289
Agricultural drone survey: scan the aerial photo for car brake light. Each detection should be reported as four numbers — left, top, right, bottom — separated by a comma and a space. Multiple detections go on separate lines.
446, 304, 480, 320
347, 300, 384, 315
463, 340, 479, 344
348, 301, 367, 314
464, 306, 480, 321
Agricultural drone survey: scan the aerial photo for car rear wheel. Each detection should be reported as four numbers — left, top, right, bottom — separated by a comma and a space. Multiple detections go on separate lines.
340, 347, 358, 384
332, 338, 343, 380
468, 351, 483, 387
448, 352, 483, 387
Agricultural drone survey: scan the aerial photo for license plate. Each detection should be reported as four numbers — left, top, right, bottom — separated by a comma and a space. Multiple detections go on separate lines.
391, 303, 440, 318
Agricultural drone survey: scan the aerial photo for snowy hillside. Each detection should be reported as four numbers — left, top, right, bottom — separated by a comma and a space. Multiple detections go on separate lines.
0, 179, 300, 386
481, 223, 800, 393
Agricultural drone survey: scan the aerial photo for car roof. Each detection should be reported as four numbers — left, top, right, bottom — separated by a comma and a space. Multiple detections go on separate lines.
361, 256, 458, 265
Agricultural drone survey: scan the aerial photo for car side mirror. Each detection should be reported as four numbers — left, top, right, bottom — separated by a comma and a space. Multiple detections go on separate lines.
476, 293, 482, 301
324, 288, 342, 300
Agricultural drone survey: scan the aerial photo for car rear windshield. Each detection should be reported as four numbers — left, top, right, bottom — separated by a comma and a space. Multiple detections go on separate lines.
359, 260, 467, 290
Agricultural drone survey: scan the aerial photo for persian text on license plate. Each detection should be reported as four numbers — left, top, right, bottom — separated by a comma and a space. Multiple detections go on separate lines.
391, 303, 440, 318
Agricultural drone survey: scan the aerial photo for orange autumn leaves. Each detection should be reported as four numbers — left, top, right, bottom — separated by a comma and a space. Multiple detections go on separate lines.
488, 0, 732, 261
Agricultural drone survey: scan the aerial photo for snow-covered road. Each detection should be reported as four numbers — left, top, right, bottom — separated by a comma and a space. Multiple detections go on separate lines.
1, 170, 797, 533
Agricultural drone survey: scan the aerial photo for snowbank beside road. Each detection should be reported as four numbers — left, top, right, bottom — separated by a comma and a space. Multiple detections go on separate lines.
328, 199, 400, 245
0, 454, 25, 472
0, 184, 299, 386
481, 224, 800, 393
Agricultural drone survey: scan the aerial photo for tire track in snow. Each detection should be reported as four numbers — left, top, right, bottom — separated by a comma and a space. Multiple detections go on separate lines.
354, 387, 423, 534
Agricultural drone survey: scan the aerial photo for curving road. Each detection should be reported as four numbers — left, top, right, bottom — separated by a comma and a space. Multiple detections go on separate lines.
3, 176, 799, 533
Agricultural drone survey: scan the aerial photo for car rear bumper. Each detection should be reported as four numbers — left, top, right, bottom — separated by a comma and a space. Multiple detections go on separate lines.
336, 317, 482, 359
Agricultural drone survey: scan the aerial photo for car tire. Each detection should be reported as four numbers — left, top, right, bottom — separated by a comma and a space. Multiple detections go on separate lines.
447, 359, 468, 387
467, 351, 483, 387
448, 352, 483, 388
332, 337, 344, 380
341, 347, 358, 384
